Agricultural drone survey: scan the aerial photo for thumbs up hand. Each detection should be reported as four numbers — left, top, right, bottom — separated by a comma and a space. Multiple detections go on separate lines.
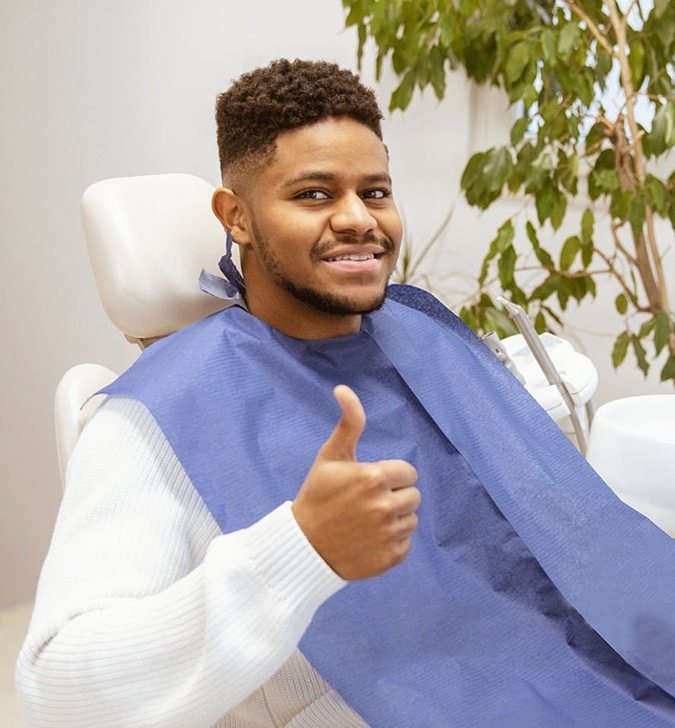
292, 385, 420, 581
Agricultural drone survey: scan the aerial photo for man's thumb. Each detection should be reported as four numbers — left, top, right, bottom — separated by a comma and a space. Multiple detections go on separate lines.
319, 385, 366, 462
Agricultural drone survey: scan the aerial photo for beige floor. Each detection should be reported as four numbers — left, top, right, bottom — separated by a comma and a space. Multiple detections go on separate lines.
0, 603, 32, 728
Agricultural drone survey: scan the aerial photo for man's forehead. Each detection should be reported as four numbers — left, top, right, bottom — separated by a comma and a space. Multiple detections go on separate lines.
266, 119, 390, 178
230, 117, 390, 196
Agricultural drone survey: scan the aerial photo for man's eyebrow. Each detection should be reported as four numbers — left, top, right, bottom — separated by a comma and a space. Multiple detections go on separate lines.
282, 171, 392, 188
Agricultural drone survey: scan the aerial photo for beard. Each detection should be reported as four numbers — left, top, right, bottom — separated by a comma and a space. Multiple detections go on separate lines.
273, 275, 388, 316
251, 220, 393, 316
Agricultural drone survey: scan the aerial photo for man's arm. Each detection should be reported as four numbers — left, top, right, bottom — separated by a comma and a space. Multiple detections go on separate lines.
16, 396, 345, 728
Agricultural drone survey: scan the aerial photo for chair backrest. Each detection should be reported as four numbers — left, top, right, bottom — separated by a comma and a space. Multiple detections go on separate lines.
81, 172, 231, 346
54, 363, 118, 488
55, 173, 231, 486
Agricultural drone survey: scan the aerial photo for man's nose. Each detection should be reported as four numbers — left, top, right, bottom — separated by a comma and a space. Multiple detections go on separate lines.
330, 194, 377, 235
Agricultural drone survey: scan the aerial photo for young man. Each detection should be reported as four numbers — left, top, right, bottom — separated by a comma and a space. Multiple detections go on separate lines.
17, 59, 675, 727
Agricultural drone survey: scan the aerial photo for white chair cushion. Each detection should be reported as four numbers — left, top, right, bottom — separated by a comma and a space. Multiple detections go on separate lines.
54, 363, 118, 488
81, 173, 232, 340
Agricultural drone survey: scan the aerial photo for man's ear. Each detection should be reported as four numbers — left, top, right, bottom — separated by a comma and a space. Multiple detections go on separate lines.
211, 187, 252, 245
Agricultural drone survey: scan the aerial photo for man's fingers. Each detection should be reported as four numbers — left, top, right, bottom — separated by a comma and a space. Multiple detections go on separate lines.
318, 385, 366, 462
374, 460, 419, 490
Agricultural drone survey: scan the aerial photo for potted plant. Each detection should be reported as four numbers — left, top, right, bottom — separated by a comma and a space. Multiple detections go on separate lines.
342, 0, 675, 384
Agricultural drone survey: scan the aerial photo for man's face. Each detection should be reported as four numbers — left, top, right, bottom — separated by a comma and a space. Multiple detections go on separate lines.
233, 117, 402, 338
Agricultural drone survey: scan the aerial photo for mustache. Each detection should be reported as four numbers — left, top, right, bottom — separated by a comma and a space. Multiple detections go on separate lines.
311, 233, 396, 257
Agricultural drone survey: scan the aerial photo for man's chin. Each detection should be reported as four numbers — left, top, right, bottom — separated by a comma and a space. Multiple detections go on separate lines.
289, 284, 388, 317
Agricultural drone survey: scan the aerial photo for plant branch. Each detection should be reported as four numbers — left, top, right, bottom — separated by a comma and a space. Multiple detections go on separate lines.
593, 247, 651, 313
565, 1, 614, 55
605, 0, 672, 317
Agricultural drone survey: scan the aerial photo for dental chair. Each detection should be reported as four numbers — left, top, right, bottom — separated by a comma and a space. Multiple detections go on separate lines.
54, 173, 231, 487
586, 394, 675, 536
55, 172, 675, 543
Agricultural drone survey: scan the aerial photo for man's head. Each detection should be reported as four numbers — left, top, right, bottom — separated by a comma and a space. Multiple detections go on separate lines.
212, 59, 402, 339
215, 58, 384, 188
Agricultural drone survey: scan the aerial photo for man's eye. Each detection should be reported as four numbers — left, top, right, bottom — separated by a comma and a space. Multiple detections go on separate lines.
296, 190, 329, 200
362, 189, 390, 200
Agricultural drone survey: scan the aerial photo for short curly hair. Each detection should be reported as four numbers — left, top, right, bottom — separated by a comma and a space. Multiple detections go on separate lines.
215, 58, 384, 184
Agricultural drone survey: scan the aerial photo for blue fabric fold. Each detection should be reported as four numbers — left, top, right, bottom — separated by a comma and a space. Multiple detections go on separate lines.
199, 230, 246, 304
99, 284, 675, 727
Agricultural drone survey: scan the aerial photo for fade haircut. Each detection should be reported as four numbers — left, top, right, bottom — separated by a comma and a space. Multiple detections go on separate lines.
215, 58, 384, 185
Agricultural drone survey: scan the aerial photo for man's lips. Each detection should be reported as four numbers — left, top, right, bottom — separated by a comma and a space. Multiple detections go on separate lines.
320, 250, 385, 274
324, 252, 378, 262
313, 235, 395, 263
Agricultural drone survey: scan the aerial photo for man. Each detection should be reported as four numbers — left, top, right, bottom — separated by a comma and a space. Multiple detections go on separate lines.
16, 59, 675, 727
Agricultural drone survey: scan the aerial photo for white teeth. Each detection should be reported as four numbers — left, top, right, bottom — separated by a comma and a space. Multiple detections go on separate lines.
328, 253, 375, 262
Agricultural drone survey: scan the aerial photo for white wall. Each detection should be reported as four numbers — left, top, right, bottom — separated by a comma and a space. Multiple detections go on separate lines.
1, 1, 671, 609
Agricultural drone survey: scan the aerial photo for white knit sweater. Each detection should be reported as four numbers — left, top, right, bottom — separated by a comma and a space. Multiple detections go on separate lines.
16, 396, 369, 727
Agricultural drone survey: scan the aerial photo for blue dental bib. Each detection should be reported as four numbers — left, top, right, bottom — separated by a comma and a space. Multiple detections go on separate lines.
101, 284, 675, 727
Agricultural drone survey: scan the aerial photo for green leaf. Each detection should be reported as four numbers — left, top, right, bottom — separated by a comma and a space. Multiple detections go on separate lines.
631, 336, 650, 376
527, 222, 554, 267
557, 22, 579, 57
535, 183, 554, 225
525, 220, 539, 248
595, 148, 616, 171
646, 175, 668, 216
559, 235, 580, 271
459, 305, 477, 332
498, 244, 516, 287
478, 220, 514, 284
495, 219, 515, 252
647, 102, 675, 158
541, 28, 557, 64
484, 147, 514, 193
505, 41, 530, 85
461, 151, 487, 190
639, 317, 657, 338
661, 355, 675, 383
530, 273, 560, 303
612, 331, 630, 368
654, 312, 672, 355
581, 243, 593, 269
615, 293, 628, 315
655, 14, 675, 51
429, 46, 447, 99
655, 0, 670, 17
576, 276, 593, 302
510, 117, 530, 146
585, 122, 606, 152
344, 1, 366, 27
628, 39, 646, 90
462, 148, 513, 209
592, 168, 620, 193
389, 70, 416, 111
524, 149, 554, 194
556, 279, 570, 310
581, 208, 594, 246
610, 190, 631, 221
550, 190, 567, 230
557, 150, 578, 194
533, 310, 546, 334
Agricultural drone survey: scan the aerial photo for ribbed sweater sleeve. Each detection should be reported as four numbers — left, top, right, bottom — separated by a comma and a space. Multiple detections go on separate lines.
16, 396, 346, 728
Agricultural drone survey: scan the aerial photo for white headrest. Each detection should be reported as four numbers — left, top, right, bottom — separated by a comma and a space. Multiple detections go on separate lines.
81, 173, 234, 341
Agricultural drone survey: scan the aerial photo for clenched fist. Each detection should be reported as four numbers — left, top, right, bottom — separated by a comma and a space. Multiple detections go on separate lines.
292, 385, 420, 580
